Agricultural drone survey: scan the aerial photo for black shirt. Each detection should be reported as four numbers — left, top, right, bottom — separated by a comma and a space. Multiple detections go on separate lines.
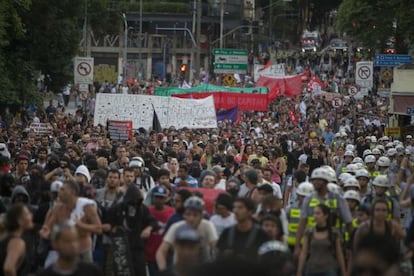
36, 262, 102, 276
217, 224, 270, 259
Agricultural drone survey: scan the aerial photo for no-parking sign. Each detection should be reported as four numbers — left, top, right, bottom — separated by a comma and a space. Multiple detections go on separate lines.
74, 57, 94, 85
355, 61, 373, 88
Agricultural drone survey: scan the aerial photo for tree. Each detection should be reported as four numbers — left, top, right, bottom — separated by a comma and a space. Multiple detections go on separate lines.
336, 0, 413, 53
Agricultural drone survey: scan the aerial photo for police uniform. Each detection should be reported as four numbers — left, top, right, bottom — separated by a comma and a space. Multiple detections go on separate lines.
300, 191, 353, 231
286, 201, 301, 246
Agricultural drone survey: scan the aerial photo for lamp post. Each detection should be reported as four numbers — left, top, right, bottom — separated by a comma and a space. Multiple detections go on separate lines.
83, 0, 88, 56
122, 13, 128, 86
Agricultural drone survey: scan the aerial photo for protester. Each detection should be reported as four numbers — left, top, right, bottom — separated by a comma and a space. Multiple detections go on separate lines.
36, 220, 102, 276
0, 204, 34, 276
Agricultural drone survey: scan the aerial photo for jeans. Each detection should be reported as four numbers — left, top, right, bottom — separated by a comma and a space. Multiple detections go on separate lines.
147, 262, 159, 276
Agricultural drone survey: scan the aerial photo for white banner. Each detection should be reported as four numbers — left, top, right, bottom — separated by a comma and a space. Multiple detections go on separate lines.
94, 94, 217, 129
254, 64, 285, 81
74, 57, 94, 85
355, 61, 373, 88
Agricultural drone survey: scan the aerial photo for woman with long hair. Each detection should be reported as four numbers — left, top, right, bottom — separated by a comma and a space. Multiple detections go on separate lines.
353, 198, 405, 255
297, 204, 346, 276
0, 203, 34, 276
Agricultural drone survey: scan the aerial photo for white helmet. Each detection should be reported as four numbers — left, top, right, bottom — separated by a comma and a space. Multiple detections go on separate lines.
381, 136, 390, 142
372, 148, 381, 155
385, 142, 394, 148
377, 156, 391, 167
346, 144, 355, 152
327, 183, 343, 195
393, 140, 402, 147
365, 136, 372, 141
340, 131, 348, 138
355, 169, 369, 179
320, 165, 337, 183
296, 182, 314, 197
344, 190, 361, 202
372, 175, 389, 188
364, 155, 376, 164
363, 149, 372, 158
371, 136, 377, 143
338, 172, 353, 185
343, 177, 361, 189
376, 145, 385, 152
346, 164, 359, 174
310, 167, 331, 182
335, 133, 341, 138
387, 148, 397, 157
352, 157, 364, 164
344, 150, 354, 157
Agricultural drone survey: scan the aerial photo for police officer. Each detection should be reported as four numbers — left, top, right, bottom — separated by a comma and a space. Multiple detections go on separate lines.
294, 166, 353, 256
364, 154, 377, 178
286, 182, 314, 249
360, 175, 400, 222
336, 150, 354, 176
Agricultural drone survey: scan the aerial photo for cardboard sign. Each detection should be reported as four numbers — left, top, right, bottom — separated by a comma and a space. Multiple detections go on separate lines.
29, 123, 53, 137
108, 120, 133, 141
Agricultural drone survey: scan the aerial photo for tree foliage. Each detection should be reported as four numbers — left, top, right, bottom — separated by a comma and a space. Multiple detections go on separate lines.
336, 0, 414, 53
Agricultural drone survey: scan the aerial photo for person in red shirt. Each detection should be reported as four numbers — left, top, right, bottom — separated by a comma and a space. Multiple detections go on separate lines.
145, 184, 175, 276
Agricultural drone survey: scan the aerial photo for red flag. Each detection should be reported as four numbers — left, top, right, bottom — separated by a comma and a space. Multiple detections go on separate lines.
289, 108, 298, 125
258, 59, 272, 72
283, 74, 303, 98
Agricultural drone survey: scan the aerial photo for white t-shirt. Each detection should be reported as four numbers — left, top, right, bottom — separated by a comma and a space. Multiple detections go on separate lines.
122, 86, 129, 94
164, 220, 218, 263
210, 213, 236, 236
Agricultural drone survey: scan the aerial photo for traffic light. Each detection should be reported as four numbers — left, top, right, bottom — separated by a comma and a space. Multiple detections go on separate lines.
180, 64, 187, 74
180, 64, 187, 80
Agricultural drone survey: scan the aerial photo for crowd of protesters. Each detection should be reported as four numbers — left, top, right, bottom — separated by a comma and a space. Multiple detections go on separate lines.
0, 60, 412, 276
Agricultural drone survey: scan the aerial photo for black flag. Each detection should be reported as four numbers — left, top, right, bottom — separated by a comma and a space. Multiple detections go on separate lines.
152, 106, 162, 133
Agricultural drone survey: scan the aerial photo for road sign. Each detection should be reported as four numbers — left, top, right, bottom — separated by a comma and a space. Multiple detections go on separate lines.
374, 54, 412, 67
407, 107, 414, 116
213, 48, 248, 74
348, 85, 358, 96
332, 97, 343, 108
356, 61, 373, 88
74, 57, 94, 85
382, 68, 393, 81
223, 74, 236, 86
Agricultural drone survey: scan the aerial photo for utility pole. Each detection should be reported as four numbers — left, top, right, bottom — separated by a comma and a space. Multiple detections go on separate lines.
219, 0, 224, 49
196, 0, 202, 82
122, 13, 128, 85
190, 0, 196, 81
268, 0, 272, 45
83, 0, 88, 56
138, 0, 143, 81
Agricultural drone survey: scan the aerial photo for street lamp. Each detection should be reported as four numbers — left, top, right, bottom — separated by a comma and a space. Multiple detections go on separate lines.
122, 13, 128, 86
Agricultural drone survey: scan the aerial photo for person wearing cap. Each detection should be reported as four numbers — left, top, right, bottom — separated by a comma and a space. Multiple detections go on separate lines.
286, 181, 314, 249
145, 185, 175, 276
156, 196, 218, 271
